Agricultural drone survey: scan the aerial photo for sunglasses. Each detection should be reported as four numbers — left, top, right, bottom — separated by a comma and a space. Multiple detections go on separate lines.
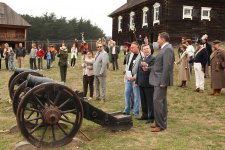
97, 46, 102, 48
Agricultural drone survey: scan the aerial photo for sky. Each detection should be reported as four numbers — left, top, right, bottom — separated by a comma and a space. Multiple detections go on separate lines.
1, 0, 127, 36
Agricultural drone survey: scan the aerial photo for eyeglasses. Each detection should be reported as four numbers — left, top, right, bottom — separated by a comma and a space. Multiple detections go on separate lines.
97, 46, 102, 48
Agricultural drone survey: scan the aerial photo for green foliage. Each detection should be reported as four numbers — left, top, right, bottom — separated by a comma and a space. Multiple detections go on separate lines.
21, 13, 105, 41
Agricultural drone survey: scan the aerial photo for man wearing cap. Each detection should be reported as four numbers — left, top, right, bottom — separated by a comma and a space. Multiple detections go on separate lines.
3, 43, 12, 70
209, 40, 225, 96
193, 39, 208, 93
15, 43, 26, 68
201, 34, 212, 78
123, 42, 143, 116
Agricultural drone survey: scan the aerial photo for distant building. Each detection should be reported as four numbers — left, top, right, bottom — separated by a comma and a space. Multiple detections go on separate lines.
108, 0, 225, 45
0, 2, 31, 49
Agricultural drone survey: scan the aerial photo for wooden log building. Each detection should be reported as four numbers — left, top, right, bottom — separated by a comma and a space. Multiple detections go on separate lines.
108, 0, 225, 46
0, 2, 31, 49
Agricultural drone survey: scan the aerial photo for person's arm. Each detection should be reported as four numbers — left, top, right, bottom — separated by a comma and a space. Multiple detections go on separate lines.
161, 48, 174, 86
23, 48, 26, 57
100, 53, 108, 75
201, 49, 208, 71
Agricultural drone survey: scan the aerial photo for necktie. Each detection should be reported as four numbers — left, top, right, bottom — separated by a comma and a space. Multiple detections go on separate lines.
95, 51, 101, 61
159, 48, 162, 52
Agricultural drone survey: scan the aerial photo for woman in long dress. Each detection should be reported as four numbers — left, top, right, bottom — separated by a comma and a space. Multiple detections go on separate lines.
175, 44, 191, 88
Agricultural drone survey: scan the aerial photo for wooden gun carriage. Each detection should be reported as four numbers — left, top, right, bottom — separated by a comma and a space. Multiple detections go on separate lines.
8, 69, 133, 148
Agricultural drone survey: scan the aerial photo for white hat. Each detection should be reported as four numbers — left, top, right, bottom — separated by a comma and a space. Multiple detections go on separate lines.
201, 34, 208, 40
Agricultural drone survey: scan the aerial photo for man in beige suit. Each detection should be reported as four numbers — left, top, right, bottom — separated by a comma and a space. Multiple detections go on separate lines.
92, 43, 109, 103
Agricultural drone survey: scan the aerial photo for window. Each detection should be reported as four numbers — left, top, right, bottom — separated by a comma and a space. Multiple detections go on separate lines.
129, 11, 135, 30
142, 7, 149, 28
0, 14, 4, 18
183, 6, 194, 20
118, 16, 123, 33
201, 7, 212, 21
153, 3, 160, 26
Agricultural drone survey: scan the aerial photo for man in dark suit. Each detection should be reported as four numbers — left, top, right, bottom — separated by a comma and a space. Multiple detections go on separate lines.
143, 37, 154, 55
110, 41, 120, 71
149, 32, 175, 132
135, 44, 155, 124
0, 45, 3, 70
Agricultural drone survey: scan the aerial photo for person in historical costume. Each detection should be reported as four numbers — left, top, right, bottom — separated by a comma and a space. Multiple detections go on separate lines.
193, 39, 208, 93
178, 37, 186, 58
57, 46, 68, 82
3, 43, 12, 70
79, 41, 88, 63
175, 44, 191, 88
209, 40, 225, 96
186, 39, 195, 75
201, 34, 212, 78
49, 45, 57, 68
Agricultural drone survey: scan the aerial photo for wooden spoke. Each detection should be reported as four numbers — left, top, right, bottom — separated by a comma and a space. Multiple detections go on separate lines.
53, 91, 62, 106
58, 98, 71, 109
25, 107, 42, 113
33, 94, 45, 108
25, 116, 42, 122
60, 118, 75, 125
38, 125, 48, 147
30, 121, 44, 135
61, 109, 77, 115
56, 123, 68, 136
51, 125, 56, 141
26, 110, 35, 119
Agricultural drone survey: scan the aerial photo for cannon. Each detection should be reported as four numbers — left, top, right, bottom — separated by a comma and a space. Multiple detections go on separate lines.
8, 68, 43, 100
11, 74, 133, 148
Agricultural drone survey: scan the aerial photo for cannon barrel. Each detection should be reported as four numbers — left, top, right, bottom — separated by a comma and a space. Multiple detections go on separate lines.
14, 68, 35, 75
26, 74, 64, 87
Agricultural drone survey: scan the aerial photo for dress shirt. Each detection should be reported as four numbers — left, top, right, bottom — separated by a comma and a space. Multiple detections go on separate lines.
112, 46, 116, 54
186, 45, 195, 57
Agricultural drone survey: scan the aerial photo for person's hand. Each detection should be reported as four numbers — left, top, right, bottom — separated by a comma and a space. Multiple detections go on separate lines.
143, 66, 148, 71
160, 84, 166, 88
142, 62, 148, 67
174, 62, 177, 65
99, 73, 103, 76
130, 77, 135, 82
201, 68, 204, 71
126, 76, 130, 81
134, 84, 138, 88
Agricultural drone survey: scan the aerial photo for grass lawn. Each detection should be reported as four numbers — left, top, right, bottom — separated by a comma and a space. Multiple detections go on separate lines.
0, 47, 224, 150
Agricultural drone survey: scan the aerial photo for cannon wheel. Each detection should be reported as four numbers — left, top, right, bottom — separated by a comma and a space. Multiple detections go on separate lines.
17, 83, 84, 148
13, 81, 30, 116
8, 73, 17, 91
9, 71, 42, 100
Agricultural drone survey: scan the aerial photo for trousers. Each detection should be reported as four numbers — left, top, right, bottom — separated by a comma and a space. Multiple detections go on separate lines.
194, 62, 205, 90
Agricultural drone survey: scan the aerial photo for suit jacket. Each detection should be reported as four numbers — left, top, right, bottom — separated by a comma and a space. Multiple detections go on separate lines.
126, 52, 144, 79
93, 50, 108, 77
135, 55, 155, 87
110, 45, 120, 59
149, 43, 175, 87
0, 48, 3, 59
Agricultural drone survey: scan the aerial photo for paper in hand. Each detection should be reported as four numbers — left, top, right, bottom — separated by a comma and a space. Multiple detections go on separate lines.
126, 71, 132, 78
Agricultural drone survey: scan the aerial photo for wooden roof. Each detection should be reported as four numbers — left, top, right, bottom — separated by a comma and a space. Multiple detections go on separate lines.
0, 2, 31, 27
108, 0, 147, 17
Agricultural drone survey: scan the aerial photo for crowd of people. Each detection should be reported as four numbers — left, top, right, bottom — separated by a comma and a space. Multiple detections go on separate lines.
0, 32, 225, 133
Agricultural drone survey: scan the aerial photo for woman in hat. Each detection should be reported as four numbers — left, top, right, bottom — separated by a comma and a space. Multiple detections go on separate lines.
49, 45, 57, 68
175, 44, 191, 88
57, 45, 68, 82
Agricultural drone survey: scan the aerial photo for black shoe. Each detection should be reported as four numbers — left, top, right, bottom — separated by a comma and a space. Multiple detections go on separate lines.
123, 112, 130, 115
146, 120, 154, 124
136, 117, 148, 120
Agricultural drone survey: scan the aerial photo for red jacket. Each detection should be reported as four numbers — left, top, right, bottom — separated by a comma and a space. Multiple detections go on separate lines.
36, 49, 45, 57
